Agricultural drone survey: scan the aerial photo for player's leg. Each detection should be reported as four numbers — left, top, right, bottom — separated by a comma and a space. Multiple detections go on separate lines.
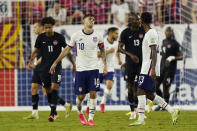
87, 70, 100, 126
24, 71, 41, 120
74, 71, 89, 125
100, 72, 114, 113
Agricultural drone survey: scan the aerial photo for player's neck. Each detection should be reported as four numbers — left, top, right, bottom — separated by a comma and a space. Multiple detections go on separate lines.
46, 32, 54, 37
83, 27, 93, 35
143, 25, 151, 32
107, 36, 114, 44
130, 26, 138, 32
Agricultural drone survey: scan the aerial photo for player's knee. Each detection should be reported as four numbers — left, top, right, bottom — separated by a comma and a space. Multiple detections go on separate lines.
106, 80, 113, 90
31, 84, 40, 95
89, 91, 97, 99
77, 94, 86, 101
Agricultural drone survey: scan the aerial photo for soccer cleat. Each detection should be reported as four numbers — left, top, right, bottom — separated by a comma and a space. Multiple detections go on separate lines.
54, 114, 59, 120
23, 114, 39, 120
65, 103, 72, 118
100, 104, 105, 113
87, 120, 96, 126
86, 107, 89, 115
125, 111, 131, 116
171, 108, 180, 125
129, 120, 145, 126
129, 112, 137, 120
78, 113, 87, 125
147, 101, 154, 113
48, 115, 55, 122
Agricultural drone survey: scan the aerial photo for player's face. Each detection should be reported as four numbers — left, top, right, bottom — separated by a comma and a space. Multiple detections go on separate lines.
33, 23, 40, 35
112, 30, 119, 41
83, 16, 95, 28
44, 24, 53, 35
165, 28, 173, 39
129, 15, 139, 28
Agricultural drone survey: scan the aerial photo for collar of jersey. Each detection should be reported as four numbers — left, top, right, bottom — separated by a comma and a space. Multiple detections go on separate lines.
82, 29, 94, 35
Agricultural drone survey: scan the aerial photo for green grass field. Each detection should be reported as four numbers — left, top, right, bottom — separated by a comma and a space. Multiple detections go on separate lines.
1, 111, 197, 131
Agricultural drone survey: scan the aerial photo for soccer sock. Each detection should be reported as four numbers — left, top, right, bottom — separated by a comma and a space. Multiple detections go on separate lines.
76, 97, 83, 114
50, 90, 58, 115
128, 91, 135, 112
137, 95, 146, 122
153, 95, 173, 113
101, 88, 111, 104
32, 94, 39, 110
57, 96, 65, 106
87, 93, 90, 107
89, 98, 96, 121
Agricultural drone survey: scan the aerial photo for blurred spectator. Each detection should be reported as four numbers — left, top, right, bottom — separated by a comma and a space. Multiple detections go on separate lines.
161, 0, 181, 24
139, 0, 163, 26
47, 1, 66, 26
28, 0, 45, 24
60, 0, 75, 9
67, 0, 88, 24
45, 0, 55, 11
181, 0, 197, 23
125, 0, 139, 13
111, 0, 130, 27
87, 0, 112, 24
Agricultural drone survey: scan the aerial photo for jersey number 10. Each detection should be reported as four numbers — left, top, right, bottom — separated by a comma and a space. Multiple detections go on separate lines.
78, 43, 84, 50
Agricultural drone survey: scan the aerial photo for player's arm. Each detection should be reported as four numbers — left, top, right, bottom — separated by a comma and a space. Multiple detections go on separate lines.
150, 45, 157, 80
27, 48, 39, 70
67, 52, 76, 72
36, 57, 42, 65
99, 43, 108, 75
49, 46, 72, 74
116, 51, 122, 65
98, 47, 114, 58
118, 42, 139, 63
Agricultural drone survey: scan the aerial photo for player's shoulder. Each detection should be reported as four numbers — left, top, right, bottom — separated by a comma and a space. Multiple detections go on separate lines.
54, 32, 64, 38
37, 32, 45, 39
121, 27, 130, 34
147, 28, 158, 37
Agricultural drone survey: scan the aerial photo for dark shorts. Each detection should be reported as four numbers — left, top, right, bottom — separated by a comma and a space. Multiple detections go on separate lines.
32, 70, 42, 85
74, 69, 100, 95
124, 63, 141, 82
157, 68, 176, 87
138, 74, 156, 92
99, 72, 114, 83
40, 67, 62, 88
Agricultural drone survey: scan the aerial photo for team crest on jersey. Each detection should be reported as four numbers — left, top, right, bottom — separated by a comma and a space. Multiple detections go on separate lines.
79, 87, 82, 92
139, 34, 144, 39
93, 37, 97, 43
53, 40, 58, 45
167, 44, 171, 48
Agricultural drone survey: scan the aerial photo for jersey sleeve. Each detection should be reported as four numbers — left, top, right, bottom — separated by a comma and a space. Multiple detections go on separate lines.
35, 35, 42, 49
98, 33, 104, 49
111, 4, 116, 14
148, 30, 158, 47
68, 33, 76, 48
60, 35, 67, 48
174, 40, 182, 53
119, 30, 126, 44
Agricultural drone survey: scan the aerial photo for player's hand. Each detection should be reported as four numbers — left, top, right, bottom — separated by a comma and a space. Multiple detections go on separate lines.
118, 60, 122, 65
103, 64, 108, 75
129, 54, 139, 63
49, 63, 57, 74
151, 68, 156, 80
72, 64, 76, 73
26, 61, 34, 70
97, 51, 101, 58
165, 60, 170, 67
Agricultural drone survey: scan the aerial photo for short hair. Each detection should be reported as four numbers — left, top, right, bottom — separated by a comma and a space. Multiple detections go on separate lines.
141, 12, 152, 25
41, 17, 55, 26
83, 14, 95, 20
107, 27, 118, 35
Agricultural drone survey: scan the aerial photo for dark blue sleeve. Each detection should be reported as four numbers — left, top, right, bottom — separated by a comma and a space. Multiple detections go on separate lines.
35, 35, 42, 49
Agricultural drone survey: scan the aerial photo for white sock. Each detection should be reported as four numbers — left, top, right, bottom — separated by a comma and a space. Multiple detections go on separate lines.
32, 110, 38, 115
137, 95, 146, 122
87, 93, 90, 107
89, 98, 97, 121
76, 97, 83, 114
101, 88, 111, 104
153, 95, 173, 113
64, 102, 69, 108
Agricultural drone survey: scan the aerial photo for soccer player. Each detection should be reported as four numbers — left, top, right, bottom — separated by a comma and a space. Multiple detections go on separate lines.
155, 27, 183, 110
24, 22, 74, 120
129, 12, 180, 126
27, 17, 75, 122
98, 27, 122, 113
119, 12, 145, 119
49, 14, 107, 126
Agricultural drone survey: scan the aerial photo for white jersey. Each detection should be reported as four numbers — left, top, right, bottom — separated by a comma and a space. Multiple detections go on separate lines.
68, 30, 104, 71
140, 29, 160, 76
98, 38, 119, 73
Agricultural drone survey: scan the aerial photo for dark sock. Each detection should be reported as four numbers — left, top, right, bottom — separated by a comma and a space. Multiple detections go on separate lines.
50, 90, 58, 115
128, 91, 135, 111
57, 96, 65, 106
32, 94, 39, 110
